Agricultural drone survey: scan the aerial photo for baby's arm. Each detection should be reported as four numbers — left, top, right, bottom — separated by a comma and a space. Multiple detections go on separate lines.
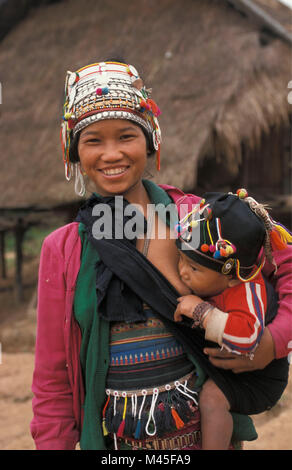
262, 245, 292, 358
175, 280, 266, 357
174, 294, 204, 322
204, 280, 266, 356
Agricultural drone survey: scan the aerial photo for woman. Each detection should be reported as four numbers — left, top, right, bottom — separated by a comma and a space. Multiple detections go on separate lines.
30, 61, 292, 450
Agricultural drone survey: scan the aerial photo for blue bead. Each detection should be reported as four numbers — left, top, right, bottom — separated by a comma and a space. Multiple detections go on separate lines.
213, 250, 221, 259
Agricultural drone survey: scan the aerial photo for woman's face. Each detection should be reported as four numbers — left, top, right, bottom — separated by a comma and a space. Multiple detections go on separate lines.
78, 119, 148, 197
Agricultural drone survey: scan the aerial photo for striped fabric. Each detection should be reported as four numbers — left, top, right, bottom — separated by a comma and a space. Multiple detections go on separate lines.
106, 309, 195, 390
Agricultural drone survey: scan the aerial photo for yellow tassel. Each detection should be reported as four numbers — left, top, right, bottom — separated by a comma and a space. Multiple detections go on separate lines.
102, 418, 109, 436
273, 224, 292, 244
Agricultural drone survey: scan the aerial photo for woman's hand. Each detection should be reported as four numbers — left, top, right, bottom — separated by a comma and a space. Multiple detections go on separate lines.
174, 295, 203, 322
203, 328, 276, 373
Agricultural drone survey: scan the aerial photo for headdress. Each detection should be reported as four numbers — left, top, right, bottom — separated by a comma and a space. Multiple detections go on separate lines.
60, 61, 162, 195
175, 189, 292, 282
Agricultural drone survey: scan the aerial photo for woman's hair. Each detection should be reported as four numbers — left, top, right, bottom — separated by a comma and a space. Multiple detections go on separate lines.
69, 132, 80, 163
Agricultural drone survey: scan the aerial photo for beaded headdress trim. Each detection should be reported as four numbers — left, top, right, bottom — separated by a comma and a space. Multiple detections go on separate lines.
60, 61, 162, 181
176, 189, 292, 282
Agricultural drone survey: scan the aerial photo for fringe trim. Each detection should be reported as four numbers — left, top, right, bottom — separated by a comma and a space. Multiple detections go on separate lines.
102, 374, 199, 440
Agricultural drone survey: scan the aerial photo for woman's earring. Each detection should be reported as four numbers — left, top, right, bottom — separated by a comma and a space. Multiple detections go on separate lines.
74, 162, 86, 197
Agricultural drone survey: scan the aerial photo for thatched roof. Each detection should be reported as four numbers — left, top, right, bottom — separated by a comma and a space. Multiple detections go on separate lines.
0, 0, 291, 210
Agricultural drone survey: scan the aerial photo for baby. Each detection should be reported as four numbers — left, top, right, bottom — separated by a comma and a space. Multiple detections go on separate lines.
174, 189, 289, 449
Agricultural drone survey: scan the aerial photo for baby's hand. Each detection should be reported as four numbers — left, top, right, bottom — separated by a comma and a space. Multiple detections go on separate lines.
174, 295, 203, 322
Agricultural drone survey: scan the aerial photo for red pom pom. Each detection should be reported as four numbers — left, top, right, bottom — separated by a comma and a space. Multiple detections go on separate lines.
147, 99, 161, 117
140, 100, 147, 110
201, 244, 209, 252
96, 88, 103, 96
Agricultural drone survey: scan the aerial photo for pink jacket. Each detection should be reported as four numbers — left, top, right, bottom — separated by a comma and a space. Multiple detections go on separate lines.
30, 185, 292, 450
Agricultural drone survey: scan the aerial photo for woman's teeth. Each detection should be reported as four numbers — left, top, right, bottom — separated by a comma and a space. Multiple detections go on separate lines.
102, 167, 127, 175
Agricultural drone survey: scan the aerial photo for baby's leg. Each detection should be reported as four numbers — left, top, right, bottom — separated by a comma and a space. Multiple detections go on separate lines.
199, 378, 233, 450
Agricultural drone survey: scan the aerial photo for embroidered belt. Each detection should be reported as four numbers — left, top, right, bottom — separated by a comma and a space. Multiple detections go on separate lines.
120, 431, 201, 450
105, 371, 195, 397
115, 419, 201, 450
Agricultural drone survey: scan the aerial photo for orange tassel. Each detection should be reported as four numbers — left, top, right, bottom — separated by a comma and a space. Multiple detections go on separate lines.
270, 229, 287, 251
171, 407, 184, 429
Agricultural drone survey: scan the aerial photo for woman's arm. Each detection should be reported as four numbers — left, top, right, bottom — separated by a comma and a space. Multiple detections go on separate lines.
30, 235, 79, 450
262, 245, 292, 359
204, 328, 275, 373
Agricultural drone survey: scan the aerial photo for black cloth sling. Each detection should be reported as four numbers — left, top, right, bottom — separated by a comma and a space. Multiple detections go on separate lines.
76, 193, 289, 415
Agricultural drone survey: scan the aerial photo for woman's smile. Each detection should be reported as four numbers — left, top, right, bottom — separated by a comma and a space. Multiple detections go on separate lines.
99, 165, 130, 177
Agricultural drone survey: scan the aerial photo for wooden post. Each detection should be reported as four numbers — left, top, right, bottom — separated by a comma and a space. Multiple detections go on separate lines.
0, 231, 6, 279
228, 0, 292, 46
14, 219, 26, 302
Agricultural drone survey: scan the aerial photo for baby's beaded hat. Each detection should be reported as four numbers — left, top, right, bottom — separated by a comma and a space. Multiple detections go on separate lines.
176, 189, 292, 282
60, 61, 162, 181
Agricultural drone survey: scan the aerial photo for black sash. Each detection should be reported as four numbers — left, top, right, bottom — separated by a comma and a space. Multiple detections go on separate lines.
76, 194, 286, 415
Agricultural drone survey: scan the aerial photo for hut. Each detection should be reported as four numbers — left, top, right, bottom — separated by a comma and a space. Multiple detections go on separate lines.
0, 0, 291, 298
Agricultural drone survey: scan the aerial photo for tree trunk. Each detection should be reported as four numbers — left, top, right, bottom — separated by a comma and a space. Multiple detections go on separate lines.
0, 231, 6, 279
14, 220, 26, 302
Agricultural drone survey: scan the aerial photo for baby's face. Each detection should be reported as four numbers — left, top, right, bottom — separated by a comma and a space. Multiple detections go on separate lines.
178, 252, 231, 297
